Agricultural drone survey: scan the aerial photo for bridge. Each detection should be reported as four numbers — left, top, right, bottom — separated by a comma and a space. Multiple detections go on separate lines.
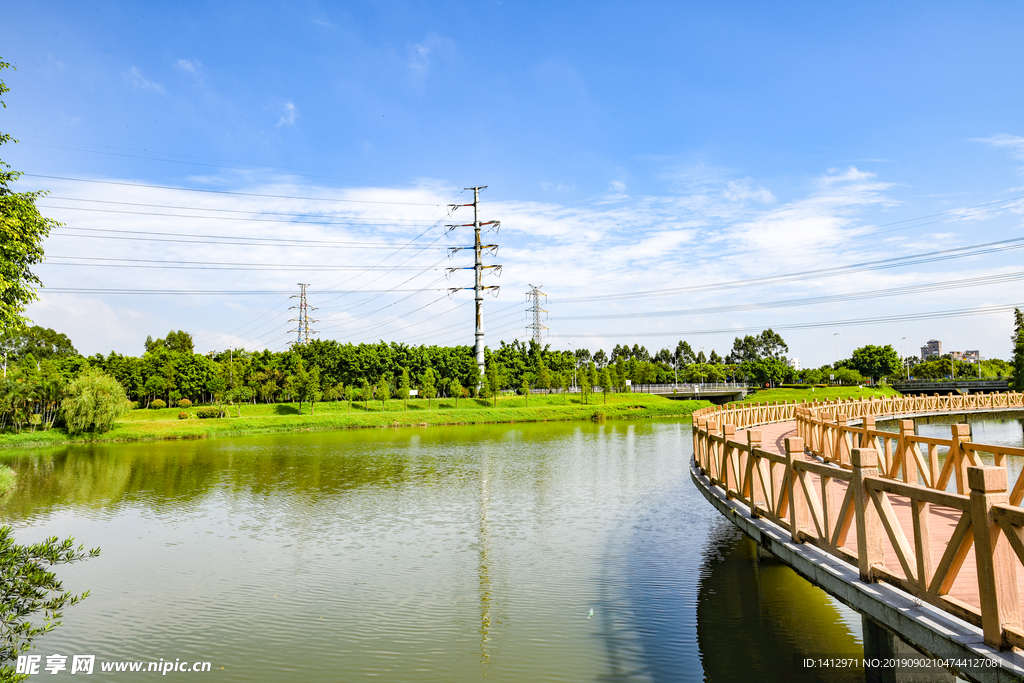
691, 392, 1024, 682
627, 381, 749, 403
891, 380, 1011, 395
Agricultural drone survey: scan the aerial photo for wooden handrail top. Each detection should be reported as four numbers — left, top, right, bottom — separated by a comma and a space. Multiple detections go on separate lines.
864, 476, 971, 511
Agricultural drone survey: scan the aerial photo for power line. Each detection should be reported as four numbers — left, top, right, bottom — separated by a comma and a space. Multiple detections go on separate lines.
547, 302, 1024, 339
555, 270, 1024, 320
552, 235, 1024, 304
23, 174, 445, 206
43, 256, 445, 271
44, 196, 430, 222
48, 226, 447, 250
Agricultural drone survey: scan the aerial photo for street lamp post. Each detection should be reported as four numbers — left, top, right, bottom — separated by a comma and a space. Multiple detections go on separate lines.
834, 333, 840, 363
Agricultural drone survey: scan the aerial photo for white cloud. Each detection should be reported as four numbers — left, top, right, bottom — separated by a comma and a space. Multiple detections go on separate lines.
406, 34, 454, 76
175, 59, 201, 73
973, 134, 1024, 160
125, 67, 166, 95
723, 177, 774, 204
609, 180, 626, 192
277, 102, 297, 128
27, 164, 1019, 365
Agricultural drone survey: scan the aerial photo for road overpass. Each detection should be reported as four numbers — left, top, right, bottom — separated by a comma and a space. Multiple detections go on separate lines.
892, 380, 1011, 395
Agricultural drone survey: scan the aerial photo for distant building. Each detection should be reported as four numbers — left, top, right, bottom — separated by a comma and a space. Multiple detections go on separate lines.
920, 339, 942, 360
787, 357, 801, 371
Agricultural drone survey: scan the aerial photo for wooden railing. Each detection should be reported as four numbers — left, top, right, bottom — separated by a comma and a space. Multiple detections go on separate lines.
692, 391, 1024, 650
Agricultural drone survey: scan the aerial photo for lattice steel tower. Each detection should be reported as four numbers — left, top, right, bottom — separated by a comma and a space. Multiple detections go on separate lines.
288, 283, 318, 345
526, 285, 547, 345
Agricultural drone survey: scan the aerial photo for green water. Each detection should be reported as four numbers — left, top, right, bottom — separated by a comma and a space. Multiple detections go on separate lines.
1, 419, 870, 681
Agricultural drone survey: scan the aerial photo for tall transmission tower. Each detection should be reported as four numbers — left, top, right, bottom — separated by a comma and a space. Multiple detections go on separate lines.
446, 187, 501, 383
288, 283, 318, 345
526, 285, 547, 344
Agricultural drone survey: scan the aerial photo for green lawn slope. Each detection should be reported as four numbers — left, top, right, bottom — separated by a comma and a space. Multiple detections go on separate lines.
0, 393, 709, 448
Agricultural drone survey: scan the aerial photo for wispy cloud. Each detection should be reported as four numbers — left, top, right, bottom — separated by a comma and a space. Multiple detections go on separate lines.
175, 59, 201, 73
406, 34, 454, 76
277, 102, 297, 128
125, 67, 165, 95
723, 177, 774, 204
973, 134, 1024, 160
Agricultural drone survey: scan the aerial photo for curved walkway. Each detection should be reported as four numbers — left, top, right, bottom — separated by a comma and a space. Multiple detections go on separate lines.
691, 393, 1024, 682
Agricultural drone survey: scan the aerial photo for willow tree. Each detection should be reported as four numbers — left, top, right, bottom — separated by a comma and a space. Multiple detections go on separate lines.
60, 369, 131, 435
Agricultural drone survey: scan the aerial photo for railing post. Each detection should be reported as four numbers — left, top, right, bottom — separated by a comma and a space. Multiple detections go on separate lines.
950, 423, 970, 495
785, 437, 807, 542
860, 416, 874, 451
836, 413, 850, 467
722, 424, 737, 493
747, 430, 762, 517
967, 466, 1021, 650
898, 420, 917, 484
707, 420, 719, 483
851, 448, 884, 582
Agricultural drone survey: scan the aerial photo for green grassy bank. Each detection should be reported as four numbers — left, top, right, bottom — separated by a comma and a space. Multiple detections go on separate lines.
735, 385, 901, 405
0, 393, 709, 448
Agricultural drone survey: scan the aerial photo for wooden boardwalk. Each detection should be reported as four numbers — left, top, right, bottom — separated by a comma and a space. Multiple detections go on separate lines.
752, 420, 991, 613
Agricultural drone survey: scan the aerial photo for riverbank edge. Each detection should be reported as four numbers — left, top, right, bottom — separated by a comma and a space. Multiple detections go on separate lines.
0, 399, 710, 450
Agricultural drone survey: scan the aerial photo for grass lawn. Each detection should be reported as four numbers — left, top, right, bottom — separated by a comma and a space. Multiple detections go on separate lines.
735, 385, 901, 405
0, 392, 710, 448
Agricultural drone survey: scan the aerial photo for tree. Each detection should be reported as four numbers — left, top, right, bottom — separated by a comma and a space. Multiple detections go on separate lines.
376, 374, 390, 411
0, 526, 99, 681
420, 368, 436, 409
1014, 309, 1024, 391
0, 62, 62, 336
850, 344, 901, 382
398, 368, 411, 410
537, 362, 551, 394
579, 366, 593, 405
360, 378, 372, 410
60, 369, 131, 435
599, 367, 612, 404
520, 375, 531, 407
449, 378, 464, 409
559, 371, 569, 405
486, 360, 502, 407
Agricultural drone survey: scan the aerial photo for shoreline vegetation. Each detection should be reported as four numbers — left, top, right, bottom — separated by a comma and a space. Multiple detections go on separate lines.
0, 393, 708, 449
0, 385, 904, 450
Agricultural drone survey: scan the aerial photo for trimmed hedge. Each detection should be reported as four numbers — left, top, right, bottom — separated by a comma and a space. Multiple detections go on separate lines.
178, 411, 189, 420
196, 407, 225, 419
150, 399, 167, 409
177, 399, 192, 408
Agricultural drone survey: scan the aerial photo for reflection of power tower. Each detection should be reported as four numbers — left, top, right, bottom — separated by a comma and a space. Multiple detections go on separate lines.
525, 285, 547, 344
446, 187, 501, 383
288, 283, 318, 345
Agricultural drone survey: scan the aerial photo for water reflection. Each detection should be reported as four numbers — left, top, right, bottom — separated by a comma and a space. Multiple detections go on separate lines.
0, 418, 938, 682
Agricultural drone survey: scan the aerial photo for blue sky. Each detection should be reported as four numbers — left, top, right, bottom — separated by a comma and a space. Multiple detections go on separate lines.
3, 1, 1024, 367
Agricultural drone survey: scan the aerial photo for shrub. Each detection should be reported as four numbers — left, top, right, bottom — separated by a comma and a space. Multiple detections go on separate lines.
196, 407, 224, 419
150, 399, 167, 410
60, 369, 132, 435
177, 399, 192, 408
177, 411, 189, 420
131, 401, 142, 410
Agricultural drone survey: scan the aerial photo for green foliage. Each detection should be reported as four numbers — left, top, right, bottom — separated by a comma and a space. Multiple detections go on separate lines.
0, 326, 77, 362
376, 374, 390, 411
0, 64, 62, 336
420, 368, 437, 409
0, 525, 99, 679
149, 399, 167, 410
177, 411, 189, 420
485, 360, 501, 407
850, 344, 901, 381
177, 398, 192, 408
398, 368, 411, 409
449, 378, 464, 408
520, 375, 531, 407
195, 407, 223, 419
60, 369, 131, 435
1014, 309, 1024, 391
726, 329, 789, 364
